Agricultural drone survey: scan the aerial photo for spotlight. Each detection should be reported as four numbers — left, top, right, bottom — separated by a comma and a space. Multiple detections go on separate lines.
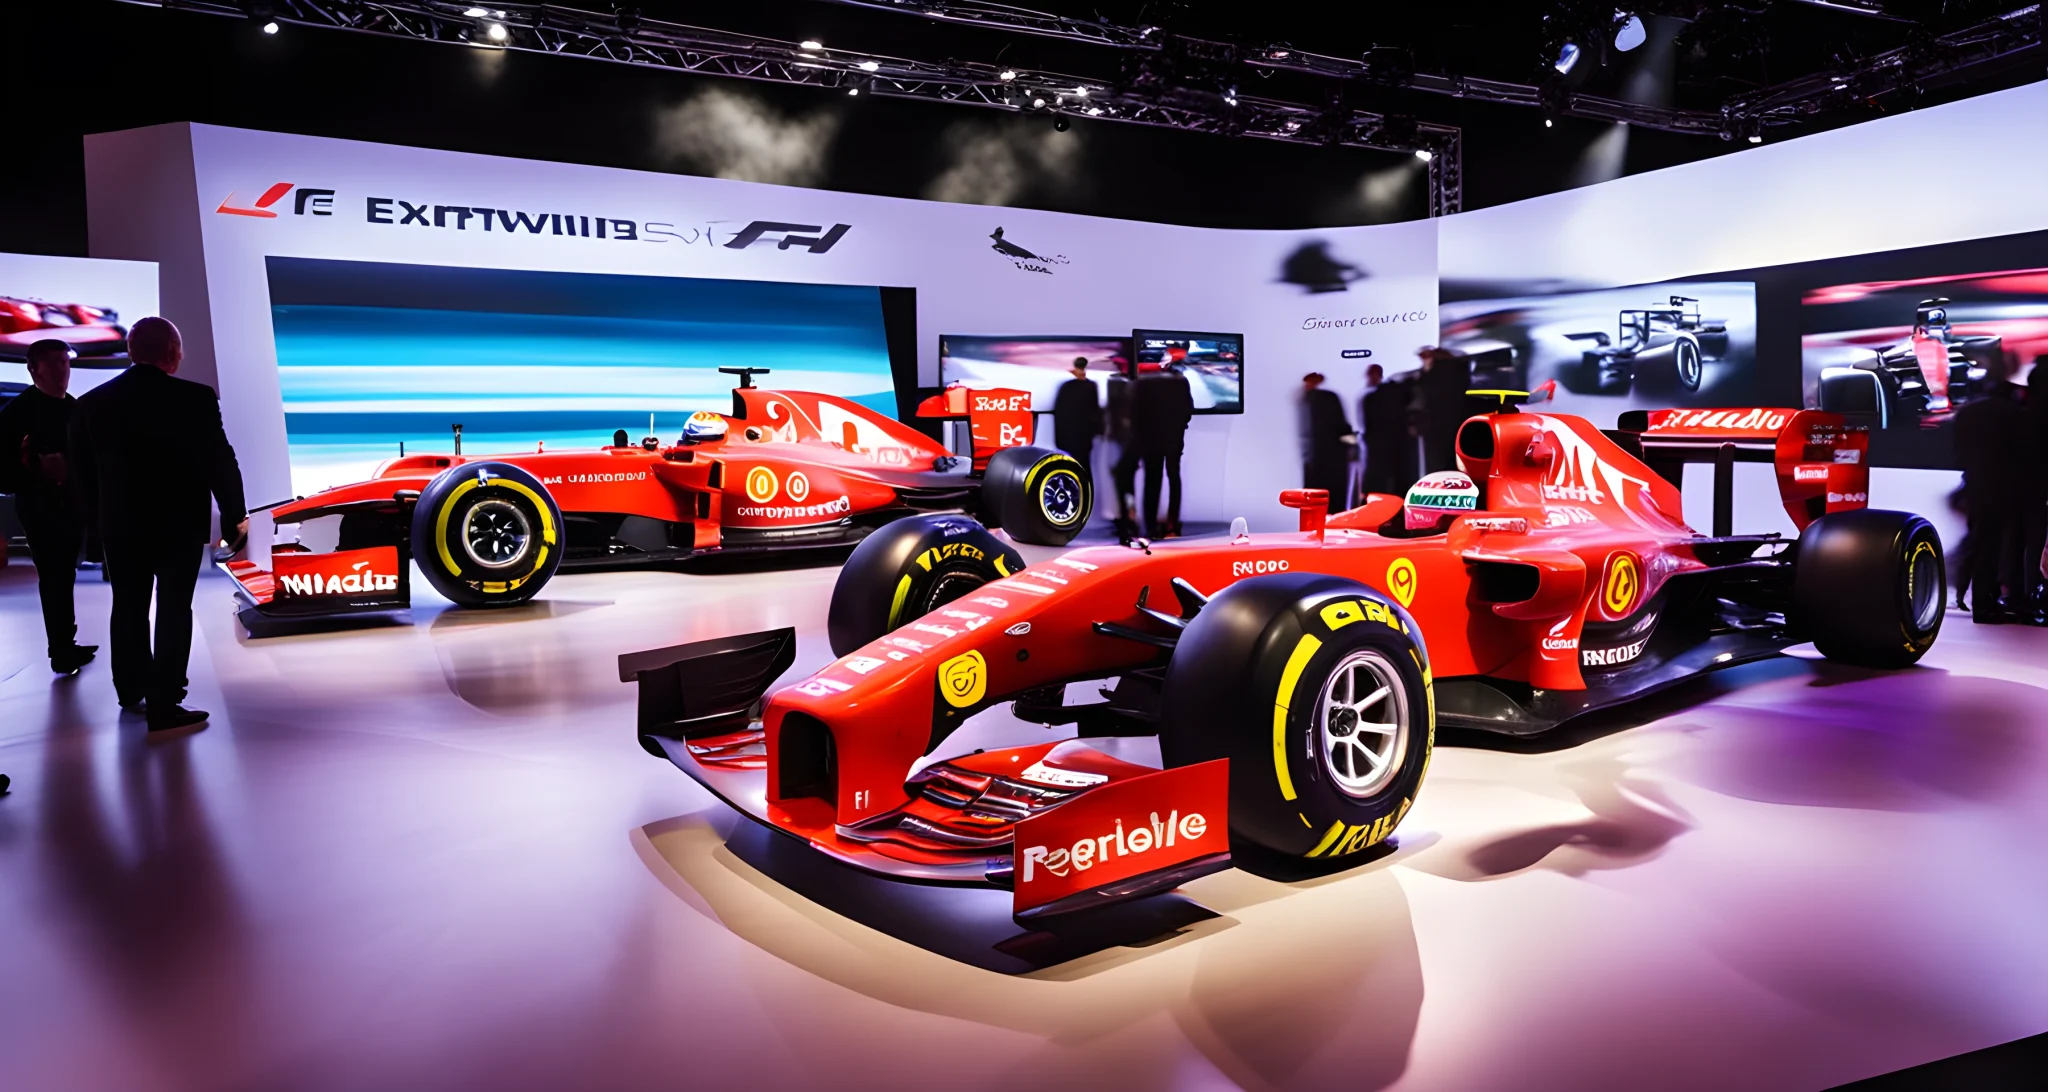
1414, 149, 1433, 162
1086, 107, 1103, 116
999, 69, 1017, 81
1544, 118, 1554, 128
848, 87, 860, 96
800, 39, 824, 50
1054, 115, 1069, 132
463, 6, 487, 14
262, 20, 278, 34
858, 60, 880, 72
486, 21, 508, 41
1074, 86, 1088, 97
1554, 42, 1581, 75
1031, 97, 1045, 108
1614, 13, 1646, 52
1748, 132, 1763, 144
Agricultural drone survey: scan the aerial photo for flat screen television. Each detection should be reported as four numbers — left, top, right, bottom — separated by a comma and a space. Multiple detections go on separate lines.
937, 335, 1129, 413
1130, 329, 1244, 415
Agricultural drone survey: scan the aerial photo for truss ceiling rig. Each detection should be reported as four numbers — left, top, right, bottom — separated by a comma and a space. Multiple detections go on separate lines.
116, 0, 1468, 214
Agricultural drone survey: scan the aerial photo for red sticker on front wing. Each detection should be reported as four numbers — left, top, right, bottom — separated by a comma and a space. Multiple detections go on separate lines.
1011, 759, 1229, 916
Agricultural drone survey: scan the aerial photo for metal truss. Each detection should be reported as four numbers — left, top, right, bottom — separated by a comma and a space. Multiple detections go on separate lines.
114, 0, 1465, 213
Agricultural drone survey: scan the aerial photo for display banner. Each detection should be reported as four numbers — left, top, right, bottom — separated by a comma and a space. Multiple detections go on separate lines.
85, 123, 1438, 527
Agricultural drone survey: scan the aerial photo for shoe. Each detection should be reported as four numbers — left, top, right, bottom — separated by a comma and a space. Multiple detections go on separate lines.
146, 706, 209, 734
50, 644, 98, 675
0, 773, 10, 796
118, 698, 147, 716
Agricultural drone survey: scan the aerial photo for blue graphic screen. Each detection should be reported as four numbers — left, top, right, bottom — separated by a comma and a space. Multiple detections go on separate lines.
266, 258, 898, 492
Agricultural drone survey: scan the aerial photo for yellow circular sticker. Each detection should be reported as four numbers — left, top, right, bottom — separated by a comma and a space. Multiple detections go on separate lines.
1603, 553, 1641, 616
745, 466, 779, 503
786, 471, 811, 503
938, 650, 988, 708
1386, 557, 1418, 608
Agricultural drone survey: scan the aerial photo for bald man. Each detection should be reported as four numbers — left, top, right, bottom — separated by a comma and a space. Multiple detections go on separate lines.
70, 317, 245, 733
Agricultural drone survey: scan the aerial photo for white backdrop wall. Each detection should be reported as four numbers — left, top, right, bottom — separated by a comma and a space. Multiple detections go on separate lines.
84, 123, 1438, 529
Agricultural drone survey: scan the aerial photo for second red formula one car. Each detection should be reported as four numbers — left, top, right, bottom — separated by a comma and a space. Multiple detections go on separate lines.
623, 396, 1943, 920
220, 368, 1091, 632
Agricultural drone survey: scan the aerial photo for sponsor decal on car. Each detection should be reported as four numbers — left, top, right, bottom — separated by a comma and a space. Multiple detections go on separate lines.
1793, 464, 1830, 483
1462, 516, 1530, 533
1234, 558, 1291, 577
744, 466, 779, 503
1018, 762, 1108, 789
937, 650, 988, 708
1318, 597, 1405, 633
786, 472, 811, 503
1011, 759, 1229, 915
1602, 553, 1642, 617
1386, 557, 1419, 608
272, 547, 402, 600
793, 677, 853, 697
734, 496, 852, 520
1544, 506, 1598, 527
1649, 407, 1789, 434
916, 542, 986, 569
1582, 636, 1649, 667
1053, 557, 1099, 572
1828, 491, 1868, 504
842, 656, 886, 675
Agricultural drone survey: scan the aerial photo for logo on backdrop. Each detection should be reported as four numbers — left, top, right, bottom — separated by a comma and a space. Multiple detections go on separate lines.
987, 227, 1070, 275
214, 182, 851, 254
216, 182, 334, 218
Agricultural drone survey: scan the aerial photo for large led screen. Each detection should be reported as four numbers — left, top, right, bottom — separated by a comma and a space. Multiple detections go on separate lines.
267, 258, 902, 492
1801, 268, 2048, 434
1130, 330, 1244, 415
937, 335, 1129, 414
1439, 279, 1760, 427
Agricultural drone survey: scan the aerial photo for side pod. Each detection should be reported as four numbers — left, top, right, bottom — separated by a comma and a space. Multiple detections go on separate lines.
619, 628, 796, 751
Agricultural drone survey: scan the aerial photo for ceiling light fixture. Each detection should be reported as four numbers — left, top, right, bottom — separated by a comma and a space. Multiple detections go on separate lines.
463, 6, 487, 15
262, 20, 279, 33
998, 69, 1017, 81
1414, 149, 1433, 162
486, 21, 508, 41
1613, 13, 1646, 52
1554, 42, 1581, 75
800, 39, 824, 50
858, 60, 880, 72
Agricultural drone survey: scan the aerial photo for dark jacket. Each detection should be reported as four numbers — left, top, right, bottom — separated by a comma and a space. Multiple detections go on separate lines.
0, 387, 75, 512
70, 365, 247, 544
1954, 382, 2031, 506
1051, 376, 1103, 453
1131, 371, 1195, 455
1302, 387, 1355, 467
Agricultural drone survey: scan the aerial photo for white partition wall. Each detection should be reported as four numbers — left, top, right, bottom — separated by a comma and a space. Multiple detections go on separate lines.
84, 123, 1438, 528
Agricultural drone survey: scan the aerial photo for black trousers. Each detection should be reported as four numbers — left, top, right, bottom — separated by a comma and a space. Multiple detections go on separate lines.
104, 536, 204, 707
1140, 450, 1182, 534
1056, 436, 1094, 483
18, 502, 81, 659
1967, 506, 2022, 620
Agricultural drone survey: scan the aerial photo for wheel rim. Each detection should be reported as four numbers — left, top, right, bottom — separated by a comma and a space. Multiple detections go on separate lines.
923, 569, 987, 613
1906, 538, 1942, 633
1039, 468, 1084, 527
1678, 342, 1701, 389
461, 497, 534, 571
1317, 649, 1410, 798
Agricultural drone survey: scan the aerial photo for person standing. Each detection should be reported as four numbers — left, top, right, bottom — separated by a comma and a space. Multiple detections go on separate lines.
1417, 345, 1478, 474
1299, 373, 1355, 505
69, 317, 246, 732
2022, 356, 2048, 624
0, 339, 96, 674
1130, 356, 1195, 538
1952, 361, 2030, 624
1363, 363, 1413, 496
1051, 357, 1103, 481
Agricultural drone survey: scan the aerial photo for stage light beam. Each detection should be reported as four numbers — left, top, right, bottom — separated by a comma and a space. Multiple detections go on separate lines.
1614, 13, 1646, 52
1555, 43, 1581, 74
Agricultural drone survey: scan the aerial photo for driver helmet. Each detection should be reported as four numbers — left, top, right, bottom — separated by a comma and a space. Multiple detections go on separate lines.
1404, 471, 1480, 531
682, 410, 729, 444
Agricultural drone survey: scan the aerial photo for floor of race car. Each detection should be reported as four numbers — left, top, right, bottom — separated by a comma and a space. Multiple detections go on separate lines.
2, 547, 2047, 1092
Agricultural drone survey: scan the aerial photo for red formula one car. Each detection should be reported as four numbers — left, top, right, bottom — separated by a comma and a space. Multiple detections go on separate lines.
220, 369, 1091, 633
623, 396, 1943, 920
0, 296, 129, 364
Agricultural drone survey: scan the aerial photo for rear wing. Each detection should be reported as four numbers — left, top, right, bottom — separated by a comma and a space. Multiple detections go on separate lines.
916, 384, 1034, 471
1612, 407, 1869, 534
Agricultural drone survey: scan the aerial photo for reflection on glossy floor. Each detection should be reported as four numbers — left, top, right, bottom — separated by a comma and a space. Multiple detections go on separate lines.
3, 554, 2048, 1092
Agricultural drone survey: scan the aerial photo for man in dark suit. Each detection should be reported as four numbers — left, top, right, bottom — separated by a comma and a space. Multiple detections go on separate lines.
1300, 372, 1356, 505
70, 317, 246, 732
1131, 357, 1195, 538
0, 339, 96, 674
1051, 357, 1103, 480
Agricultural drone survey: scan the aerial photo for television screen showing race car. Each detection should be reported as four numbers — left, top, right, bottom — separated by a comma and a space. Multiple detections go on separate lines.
267, 257, 907, 494
1438, 279, 1758, 427
1801, 268, 2048, 432
937, 335, 1128, 415
1129, 329, 1244, 415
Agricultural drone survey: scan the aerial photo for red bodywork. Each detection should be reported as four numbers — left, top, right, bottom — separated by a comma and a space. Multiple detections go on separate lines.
223, 385, 1035, 620
0, 297, 127, 362
638, 406, 1870, 916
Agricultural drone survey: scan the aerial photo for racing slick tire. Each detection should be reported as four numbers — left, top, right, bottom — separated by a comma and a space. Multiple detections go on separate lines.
982, 445, 1093, 547
1638, 337, 1703, 394
410, 461, 564, 609
827, 514, 1025, 657
1793, 509, 1944, 669
1158, 573, 1433, 866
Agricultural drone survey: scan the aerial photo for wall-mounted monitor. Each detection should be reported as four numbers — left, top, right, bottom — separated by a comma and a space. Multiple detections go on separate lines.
937, 335, 1129, 412
1130, 329, 1244, 415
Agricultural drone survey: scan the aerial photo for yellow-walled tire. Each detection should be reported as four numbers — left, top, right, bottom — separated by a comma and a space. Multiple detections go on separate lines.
827, 515, 1023, 658
410, 462, 564, 609
983, 446, 1092, 546
1160, 573, 1433, 863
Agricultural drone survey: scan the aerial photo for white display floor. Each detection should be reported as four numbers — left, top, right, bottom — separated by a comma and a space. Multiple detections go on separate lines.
3, 549, 2047, 1091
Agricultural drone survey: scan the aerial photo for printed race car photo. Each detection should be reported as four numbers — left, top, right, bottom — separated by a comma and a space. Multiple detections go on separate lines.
622, 396, 1943, 922
218, 368, 1092, 633
1808, 297, 2005, 427
0, 295, 129, 364
1563, 296, 1729, 395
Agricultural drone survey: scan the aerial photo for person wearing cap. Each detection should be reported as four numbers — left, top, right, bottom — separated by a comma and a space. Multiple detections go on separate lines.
0, 338, 96, 674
